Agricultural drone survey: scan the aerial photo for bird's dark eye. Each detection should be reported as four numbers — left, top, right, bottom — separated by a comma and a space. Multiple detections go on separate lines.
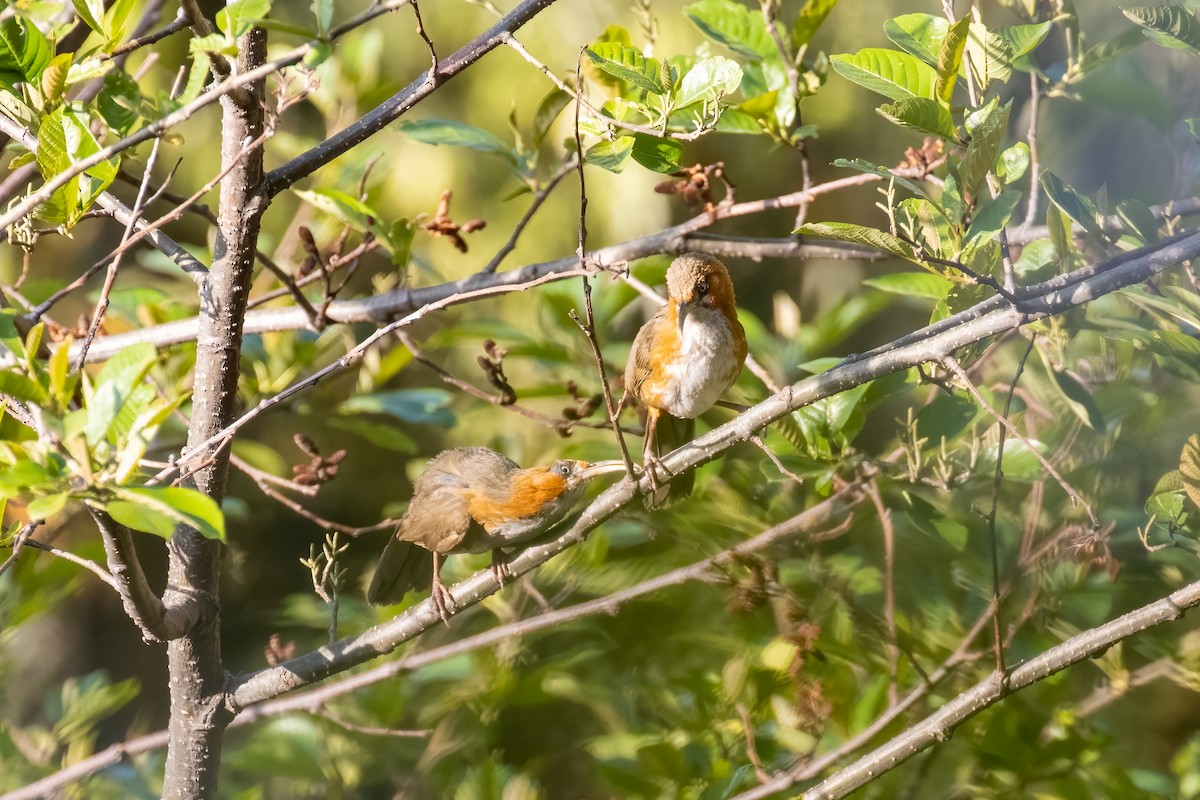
554, 462, 570, 477
696, 279, 709, 296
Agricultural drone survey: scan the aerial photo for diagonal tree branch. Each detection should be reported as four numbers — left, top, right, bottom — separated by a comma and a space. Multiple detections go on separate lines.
264, 0, 561, 195
799, 577, 1200, 799
226, 227, 1200, 709
1, 484, 864, 800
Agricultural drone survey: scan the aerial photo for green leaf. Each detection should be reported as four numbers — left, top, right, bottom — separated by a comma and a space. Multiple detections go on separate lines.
102, 0, 138, 49
1081, 26, 1148, 71
72, 0, 105, 34
584, 44, 667, 95
40, 53, 71, 105
531, 89, 571, 149
684, 0, 779, 61
862, 272, 951, 300
994, 21, 1053, 62
35, 107, 119, 227
958, 98, 1011, 201
217, 0, 273, 39
792, 0, 839, 46
1040, 171, 1102, 236
996, 142, 1030, 184
109, 486, 227, 541
830, 157, 930, 197
27, 492, 69, 521
584, 136, 635, 173
1182, 435, 1200, 510
96, 342, 157, 398
0, 16, 51, 88
964, 22, 1014, 88
1036, 346, 1105, 432
311, 0, 333, 34
830, 48, 938, 101
883, 14, 948, 65
1116, 198, 1160, 243
1123, 5, 1200, 54
630, 134, 683, 173
876, 97, 955, 138
674, 56, 742, 109
394, 119, 513, 158
965, 188, 1022, 247
0, 370, 47, 403
1146, 490, 1184, 523
338, 388, 455, 427
292, 188, 395, 256
795, 222, 917, 261
325, 417, 417, 453
935, 17, 970, 105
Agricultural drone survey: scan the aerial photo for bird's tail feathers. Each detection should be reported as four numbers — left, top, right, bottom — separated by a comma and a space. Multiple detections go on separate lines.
646, 413, 696, 506
367, 539, 434, 606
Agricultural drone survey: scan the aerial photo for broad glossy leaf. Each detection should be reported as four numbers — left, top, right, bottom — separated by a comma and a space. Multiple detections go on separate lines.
1116, 198, 1160, 243
1123, 5, 1200, 53
339, 388, 455, 427
1182, 435, 1200, 510
994, 21, 1053, 62
584, 136, 635, 173
217, 0, 273, 39
883, 13, 948, 64
108, 486, 226, 541
935, 17, 970, 104
796, 222, 918, 261
684, 0, 778, 61
584, 44, 667, 95
1037, 346, 1106, 432
395, 119, 512, 157
830, 48, 938, 101
831, 157, 930, 197
96, 342, 157, 399
996, 142, 1029, 184
675, 56, 742, 109
876, 97, 955, 138
0, 16, 51, 88
862, 272, 951, 300
792, 0, 839, 46
958, 98, 1011, 201
1081, 26, 1147, 71
965, 188, 1022, 247
630, 134, 683, 173
1041, 171, 1102, 236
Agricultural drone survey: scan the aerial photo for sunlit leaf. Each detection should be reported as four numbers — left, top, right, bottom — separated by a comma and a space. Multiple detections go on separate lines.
108, 486, 227, 541
876, 97, 955, 138
684, 0, 779, 61
830, 48, 938, 101
585, 44, 667, 95
1123, 4, 1200, 54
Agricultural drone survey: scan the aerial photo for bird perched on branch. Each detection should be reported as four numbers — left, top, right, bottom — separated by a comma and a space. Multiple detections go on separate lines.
367, 446, 622, 621
624, 252, 747, 506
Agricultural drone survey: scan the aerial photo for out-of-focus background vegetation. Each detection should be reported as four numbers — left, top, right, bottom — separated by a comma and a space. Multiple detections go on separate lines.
3, 0, 1200, 796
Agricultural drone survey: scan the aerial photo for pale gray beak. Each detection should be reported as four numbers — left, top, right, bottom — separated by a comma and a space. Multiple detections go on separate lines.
579, 460, 629, 480
676, 298, 692, 332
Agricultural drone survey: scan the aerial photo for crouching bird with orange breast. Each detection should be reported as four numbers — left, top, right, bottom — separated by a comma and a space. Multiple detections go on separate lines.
367, 446, 622, 621
625, 253, 747, 507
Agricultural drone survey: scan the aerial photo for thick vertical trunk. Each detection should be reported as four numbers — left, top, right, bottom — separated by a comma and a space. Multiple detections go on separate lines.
161, 27, 267, 799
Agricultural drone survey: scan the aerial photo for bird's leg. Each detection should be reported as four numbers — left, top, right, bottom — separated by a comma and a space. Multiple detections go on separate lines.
640, 410, 673, 496
429, 552, 456, 625
490, 549, 512, 586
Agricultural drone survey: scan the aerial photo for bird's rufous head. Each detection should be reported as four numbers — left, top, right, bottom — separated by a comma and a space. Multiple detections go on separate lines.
665, 253, 737, 322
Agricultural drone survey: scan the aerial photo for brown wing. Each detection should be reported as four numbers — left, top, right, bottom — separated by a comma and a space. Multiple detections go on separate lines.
625, 304, 671, 401
397, 479, 473, 554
